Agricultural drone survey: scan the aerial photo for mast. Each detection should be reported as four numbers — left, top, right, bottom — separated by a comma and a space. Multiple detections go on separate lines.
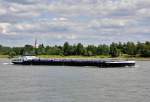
35, 38, 37, 48
34, 38, 38, 55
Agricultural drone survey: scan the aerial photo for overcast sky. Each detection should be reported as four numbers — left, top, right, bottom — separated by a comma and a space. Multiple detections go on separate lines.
0, 0, 150, 46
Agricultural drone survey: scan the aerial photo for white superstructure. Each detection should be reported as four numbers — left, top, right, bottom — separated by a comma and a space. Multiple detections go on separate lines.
12, 56, 39, 63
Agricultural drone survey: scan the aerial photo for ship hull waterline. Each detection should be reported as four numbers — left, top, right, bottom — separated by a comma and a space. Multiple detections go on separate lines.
12, 59, 135, 68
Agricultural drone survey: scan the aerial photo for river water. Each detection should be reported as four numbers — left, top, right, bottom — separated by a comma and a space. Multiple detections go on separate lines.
0, 60, 150, 102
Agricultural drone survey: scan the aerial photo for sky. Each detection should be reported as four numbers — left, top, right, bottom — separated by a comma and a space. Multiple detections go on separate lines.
0, 0, 150, 46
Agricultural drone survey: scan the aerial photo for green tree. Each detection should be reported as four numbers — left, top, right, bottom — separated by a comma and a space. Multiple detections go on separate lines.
12, 47, 24, 55
125, 42, 136, 56
97, 44, 110, 55
136, 42, 144, 55
141, 42, 150, 57
86, 45, 97, 56
76, 43, 84, 55
9, 50, 16, 58
110, 43, 120, 57
63, 42, 70, 56
23, 45, 34, 55
37, 44, 45, 55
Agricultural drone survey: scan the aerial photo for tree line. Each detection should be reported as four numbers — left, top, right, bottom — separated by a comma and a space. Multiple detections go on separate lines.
0, 41, 150, 58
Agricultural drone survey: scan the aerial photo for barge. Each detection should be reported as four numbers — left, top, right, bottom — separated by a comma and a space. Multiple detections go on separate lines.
12, 56, 135, 67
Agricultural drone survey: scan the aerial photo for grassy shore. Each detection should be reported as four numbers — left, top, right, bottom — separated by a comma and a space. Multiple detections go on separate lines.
38, 55, 110, 59
0, 54, 150, 61
0, 55, 9, 58
38, 55, 150, 61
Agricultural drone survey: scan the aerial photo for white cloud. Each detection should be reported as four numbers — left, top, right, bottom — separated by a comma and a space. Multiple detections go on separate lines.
66, 34, 77, 40
0, 0, 150, 46
136, 8, 150, 17
0, 23, 10, 34
0, 5, 7, 15
15, 23, 35, 30
52, 17, 68, 21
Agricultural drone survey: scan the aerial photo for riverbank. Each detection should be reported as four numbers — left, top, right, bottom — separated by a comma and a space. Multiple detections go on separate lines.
38, 55, 110, 59
38, 55, 150, 61
0, 55, 10, 61
1, 55, 149, 61
0, 55, 150, 61
0, 55, 9, 58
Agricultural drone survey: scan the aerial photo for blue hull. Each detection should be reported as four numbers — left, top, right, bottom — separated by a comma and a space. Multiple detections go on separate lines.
12, 59, 135, 67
